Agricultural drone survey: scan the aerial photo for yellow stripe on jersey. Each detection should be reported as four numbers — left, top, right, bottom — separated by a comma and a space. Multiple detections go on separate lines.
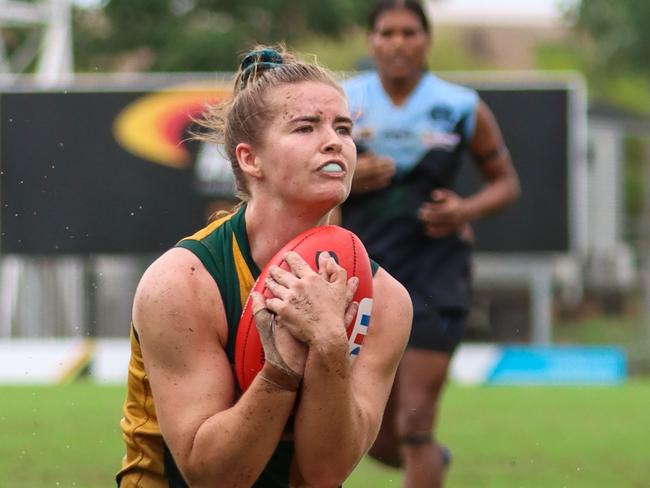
185, 212, 233, 241
232, 234, 256, 306
117, 327, 167, 488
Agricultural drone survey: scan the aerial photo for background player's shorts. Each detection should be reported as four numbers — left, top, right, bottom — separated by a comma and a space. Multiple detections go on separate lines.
408, 309, 466, 355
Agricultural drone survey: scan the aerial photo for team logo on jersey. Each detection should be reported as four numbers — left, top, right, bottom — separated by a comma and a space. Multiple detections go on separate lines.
430, 106, 453, 122
348, 297, 373, 357
113, 84, 231, 168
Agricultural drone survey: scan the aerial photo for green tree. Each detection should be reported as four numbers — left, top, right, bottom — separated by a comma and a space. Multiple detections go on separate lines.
73, 0, 374, 72
574, 0, 650, 74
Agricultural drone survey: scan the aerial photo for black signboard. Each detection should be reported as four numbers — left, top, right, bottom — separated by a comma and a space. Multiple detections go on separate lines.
456, 87, 572, 253
1, 87, 229, 254
0, 80, 580, 255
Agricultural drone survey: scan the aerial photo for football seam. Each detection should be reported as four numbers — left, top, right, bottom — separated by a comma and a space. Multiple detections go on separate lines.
290, 227, 325, 252
351, 231, 358, 275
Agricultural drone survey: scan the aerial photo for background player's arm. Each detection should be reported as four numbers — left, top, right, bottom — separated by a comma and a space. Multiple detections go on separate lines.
418, 100, 520, 238
292, 267, 412, 485
133, 248, 302, 488
463, 99, 521, 219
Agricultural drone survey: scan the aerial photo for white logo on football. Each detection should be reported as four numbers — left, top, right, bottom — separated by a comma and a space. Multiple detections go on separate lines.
348, 297, 373, 358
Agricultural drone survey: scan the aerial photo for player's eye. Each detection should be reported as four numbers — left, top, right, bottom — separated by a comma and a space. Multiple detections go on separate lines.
336, 125, 352, 136
295, 125, 313, 133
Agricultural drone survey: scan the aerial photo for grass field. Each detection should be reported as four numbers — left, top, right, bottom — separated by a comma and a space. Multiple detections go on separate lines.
1, 382, 649, 487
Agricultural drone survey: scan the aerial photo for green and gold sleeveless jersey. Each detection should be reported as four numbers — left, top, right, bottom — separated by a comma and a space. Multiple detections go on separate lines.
117, 205, 298, 487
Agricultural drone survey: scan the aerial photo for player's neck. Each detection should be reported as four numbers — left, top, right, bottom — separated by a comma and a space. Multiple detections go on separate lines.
244, 199, 330, 269
379, 72, 423, 106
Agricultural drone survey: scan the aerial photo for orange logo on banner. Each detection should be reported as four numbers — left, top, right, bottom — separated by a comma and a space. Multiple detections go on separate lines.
113, 84, 232, 168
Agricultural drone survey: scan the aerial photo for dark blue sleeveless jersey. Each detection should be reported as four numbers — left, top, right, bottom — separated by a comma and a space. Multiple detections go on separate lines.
342, 71, 478, 316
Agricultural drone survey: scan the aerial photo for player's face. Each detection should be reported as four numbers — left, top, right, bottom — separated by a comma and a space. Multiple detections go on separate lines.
369, 8, 430, 81
255, 81, 356, 209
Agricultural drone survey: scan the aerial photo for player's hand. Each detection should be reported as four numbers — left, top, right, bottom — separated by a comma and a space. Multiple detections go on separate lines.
350, 152, 396, 193
251, 291, 307, 377
417, 189, 469, 238
263, 251, 359, 349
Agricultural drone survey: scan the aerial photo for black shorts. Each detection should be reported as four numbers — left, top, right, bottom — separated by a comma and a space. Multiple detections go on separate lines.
408, 309, 466, 355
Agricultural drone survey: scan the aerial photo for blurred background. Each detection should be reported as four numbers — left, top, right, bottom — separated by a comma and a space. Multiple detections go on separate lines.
0, 0, 649, 486
2, 0, 648, 372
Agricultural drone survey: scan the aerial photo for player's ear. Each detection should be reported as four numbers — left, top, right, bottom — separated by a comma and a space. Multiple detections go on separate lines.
236, 142, 263, 179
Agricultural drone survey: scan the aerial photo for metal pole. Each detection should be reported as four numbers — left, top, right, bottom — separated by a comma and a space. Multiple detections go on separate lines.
35, 0, 73, 86
530, 263, 552, 345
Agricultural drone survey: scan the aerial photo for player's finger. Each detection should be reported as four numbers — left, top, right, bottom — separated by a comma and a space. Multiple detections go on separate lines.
418, 205, 448, 224
267, 264, 297, 286
343, 301, 359, 328
251, 291, 267, 315
317, 251, 334, 281
417, 206, 436, 223
324, 253, 348, 284
264, 296, 284, 316
283, 251, 313, 278
264, 275, 289, 300
345, 276, 359, 304
251, 292, 273, 332
317, 251, 342, 281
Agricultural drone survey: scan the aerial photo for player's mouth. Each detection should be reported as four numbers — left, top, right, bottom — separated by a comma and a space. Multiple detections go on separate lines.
388, 55, 410, 67
317, 160, 347, 176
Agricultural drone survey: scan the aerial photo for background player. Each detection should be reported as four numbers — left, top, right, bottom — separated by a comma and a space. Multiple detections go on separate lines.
340, 2, 521, 487
116, 45, 412, 487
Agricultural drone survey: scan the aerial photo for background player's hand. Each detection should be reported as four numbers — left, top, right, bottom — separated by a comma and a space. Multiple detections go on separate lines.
251, 292, 307, 377
418, 189, 469, 238
264, 251, 359, 348
350, 152, 396, 193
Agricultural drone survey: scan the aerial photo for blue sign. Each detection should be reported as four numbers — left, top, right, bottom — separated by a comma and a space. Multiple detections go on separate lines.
487, 346, 627, 385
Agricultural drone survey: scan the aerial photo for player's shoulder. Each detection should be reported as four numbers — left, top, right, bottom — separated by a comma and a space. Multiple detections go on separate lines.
141, 246, 203, 283
364, 267, 412, 355
341, 71, 377, 96
427, 73, 478, 105
372, 267, 413, 319
135, 248, 219, 318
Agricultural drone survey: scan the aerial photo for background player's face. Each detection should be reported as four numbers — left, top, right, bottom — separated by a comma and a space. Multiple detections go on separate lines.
254, 81, 356, 210
369, 8, 430, 81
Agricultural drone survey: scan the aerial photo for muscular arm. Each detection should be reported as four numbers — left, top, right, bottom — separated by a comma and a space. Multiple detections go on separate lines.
293, 267, 412, 485
462, 100, 520, 220
134, 248, 300, 488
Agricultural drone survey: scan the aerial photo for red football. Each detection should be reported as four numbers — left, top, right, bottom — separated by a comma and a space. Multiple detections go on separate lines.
235, 225, 374, 391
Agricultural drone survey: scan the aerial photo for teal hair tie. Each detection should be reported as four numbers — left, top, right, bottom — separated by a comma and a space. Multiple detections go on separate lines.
240, 48, 284, 88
